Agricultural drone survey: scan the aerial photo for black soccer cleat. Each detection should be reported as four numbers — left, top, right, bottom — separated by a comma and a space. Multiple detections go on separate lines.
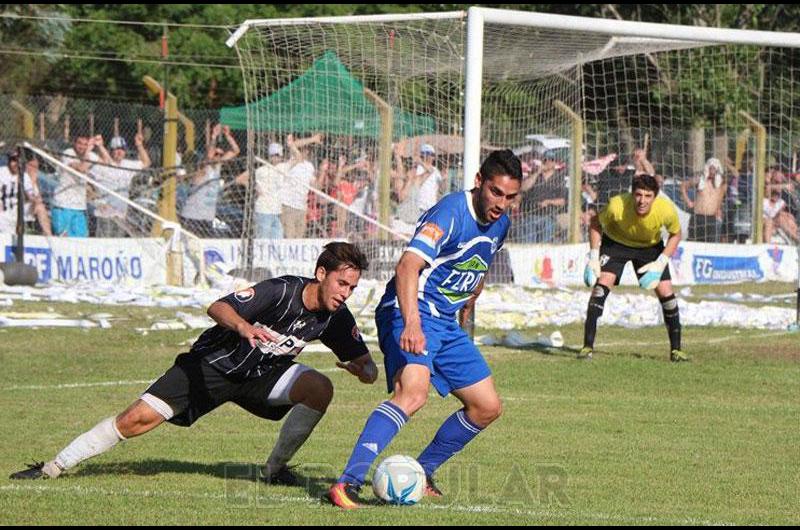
9, 461, 47, 480
260, 464, 301, 487
424, 474, 444, 497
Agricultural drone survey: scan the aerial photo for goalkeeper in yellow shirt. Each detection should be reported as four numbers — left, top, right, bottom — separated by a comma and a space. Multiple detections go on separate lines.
582, 174, 688, 362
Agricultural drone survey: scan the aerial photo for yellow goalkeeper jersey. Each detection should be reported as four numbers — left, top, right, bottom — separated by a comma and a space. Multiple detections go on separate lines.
599, 193, 680, 248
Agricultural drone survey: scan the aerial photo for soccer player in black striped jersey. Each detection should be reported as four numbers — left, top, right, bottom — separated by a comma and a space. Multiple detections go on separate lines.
10, 242, 378, 485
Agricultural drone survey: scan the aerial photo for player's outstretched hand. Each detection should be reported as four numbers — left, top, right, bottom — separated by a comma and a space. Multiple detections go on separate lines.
336, 361, 378, 384
584, 249, 601, 287
637, 254, 669, 290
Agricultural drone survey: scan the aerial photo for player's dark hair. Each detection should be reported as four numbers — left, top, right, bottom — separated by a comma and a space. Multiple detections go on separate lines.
316, 242, 369, 273
479, 149, 523, 182
631, 174, 660, 194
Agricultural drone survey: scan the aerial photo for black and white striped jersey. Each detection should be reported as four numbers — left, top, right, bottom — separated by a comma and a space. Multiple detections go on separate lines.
188, 276, 368, 379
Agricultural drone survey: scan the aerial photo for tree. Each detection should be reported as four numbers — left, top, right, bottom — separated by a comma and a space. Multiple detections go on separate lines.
0, 5, 71, 96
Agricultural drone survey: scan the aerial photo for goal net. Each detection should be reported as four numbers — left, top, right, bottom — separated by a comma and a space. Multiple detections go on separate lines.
227, 10, 799, 289
225, 14, 467, 277
20, 142, 206, 287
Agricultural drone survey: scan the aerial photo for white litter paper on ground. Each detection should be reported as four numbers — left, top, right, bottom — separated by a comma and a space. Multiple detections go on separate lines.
0, 280, 795, 332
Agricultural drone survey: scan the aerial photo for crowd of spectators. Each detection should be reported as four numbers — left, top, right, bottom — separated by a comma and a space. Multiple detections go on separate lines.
2, 126, 799, 246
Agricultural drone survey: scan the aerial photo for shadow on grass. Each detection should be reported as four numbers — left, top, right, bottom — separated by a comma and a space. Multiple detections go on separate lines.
508, 344, 581, 358
510, 343, 673, 362
74, 459, 387, 505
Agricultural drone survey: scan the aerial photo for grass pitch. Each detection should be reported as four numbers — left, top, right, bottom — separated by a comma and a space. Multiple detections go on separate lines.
0, 296, 798, 525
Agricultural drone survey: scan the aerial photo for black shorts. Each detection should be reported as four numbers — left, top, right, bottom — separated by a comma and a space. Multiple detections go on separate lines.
600, 235, 671, 286
142, 353, 298, 427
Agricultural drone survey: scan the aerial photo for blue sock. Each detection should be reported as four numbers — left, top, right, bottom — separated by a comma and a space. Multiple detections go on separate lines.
417, 409, 483, 477
339, 401, 408, 486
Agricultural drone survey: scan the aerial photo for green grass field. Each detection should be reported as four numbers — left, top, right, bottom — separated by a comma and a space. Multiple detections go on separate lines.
1, 293, 798, 525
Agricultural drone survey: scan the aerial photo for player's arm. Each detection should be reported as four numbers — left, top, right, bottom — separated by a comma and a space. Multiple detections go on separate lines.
322, 308, 376, 383
396, 250, 428, 355
207, 301, 276, 348
208, 282, 275, 348
662, 229, 681, 258
583, 211, 603, 286
589, 209, 603, 249
336, 353, 379, 384
662, 203, 682, 259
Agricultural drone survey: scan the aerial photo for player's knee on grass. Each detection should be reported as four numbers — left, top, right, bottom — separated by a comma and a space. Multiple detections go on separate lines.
115, 400, 165, 438
289, 371, 334, 413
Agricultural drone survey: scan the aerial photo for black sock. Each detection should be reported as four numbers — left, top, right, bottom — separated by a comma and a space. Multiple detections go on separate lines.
660, 294, 681, 351
584, 284, 610, 349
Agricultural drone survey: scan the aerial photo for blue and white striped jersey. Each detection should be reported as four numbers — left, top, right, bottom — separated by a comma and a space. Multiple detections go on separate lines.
379, 191, 510, 320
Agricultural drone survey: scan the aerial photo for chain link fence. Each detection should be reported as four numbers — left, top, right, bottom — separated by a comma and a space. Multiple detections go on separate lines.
2, 92, 799, 246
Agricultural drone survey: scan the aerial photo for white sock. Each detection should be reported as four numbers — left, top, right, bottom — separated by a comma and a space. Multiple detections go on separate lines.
50, 417, 126, 476
264, 404, 323, 476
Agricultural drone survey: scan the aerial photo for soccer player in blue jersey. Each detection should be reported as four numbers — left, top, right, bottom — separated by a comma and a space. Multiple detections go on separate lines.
327, 150, 523, 509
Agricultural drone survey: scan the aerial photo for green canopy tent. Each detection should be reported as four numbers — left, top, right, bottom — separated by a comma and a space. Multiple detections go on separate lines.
220, 51, 435, 138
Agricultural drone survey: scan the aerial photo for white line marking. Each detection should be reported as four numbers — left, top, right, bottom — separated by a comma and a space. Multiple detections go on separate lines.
0, 380, 153, 392
0, 365, 385, 392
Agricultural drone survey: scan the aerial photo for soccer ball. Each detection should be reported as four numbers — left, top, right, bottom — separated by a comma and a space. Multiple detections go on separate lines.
372, 455, 426, 505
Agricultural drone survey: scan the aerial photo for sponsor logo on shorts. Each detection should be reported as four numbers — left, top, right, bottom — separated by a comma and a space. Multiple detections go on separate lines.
234, 288, 255, 303
414, 222, 445, 249
600, 254, 610, 267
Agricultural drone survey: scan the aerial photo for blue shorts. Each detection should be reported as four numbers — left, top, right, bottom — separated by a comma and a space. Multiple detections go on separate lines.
51, 208, 88, 238
376, 307, 491, 397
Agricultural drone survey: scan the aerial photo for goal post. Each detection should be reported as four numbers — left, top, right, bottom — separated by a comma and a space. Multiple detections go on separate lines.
464, 7, 800, 242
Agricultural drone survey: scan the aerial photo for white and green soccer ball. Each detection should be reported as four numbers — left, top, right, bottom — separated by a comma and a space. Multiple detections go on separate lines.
372, 455, 426, 505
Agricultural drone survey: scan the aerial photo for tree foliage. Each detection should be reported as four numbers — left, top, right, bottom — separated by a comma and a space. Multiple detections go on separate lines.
4, 3, 800, 114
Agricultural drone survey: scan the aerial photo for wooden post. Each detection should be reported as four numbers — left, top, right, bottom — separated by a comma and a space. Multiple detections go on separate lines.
554, 100, 584, 244
364, 87, 394, 241
739, 111, 766, 244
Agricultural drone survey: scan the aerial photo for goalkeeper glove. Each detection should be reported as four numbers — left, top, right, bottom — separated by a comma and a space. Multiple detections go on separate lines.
637, 254, 669, 290
583, 248, 601, 287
